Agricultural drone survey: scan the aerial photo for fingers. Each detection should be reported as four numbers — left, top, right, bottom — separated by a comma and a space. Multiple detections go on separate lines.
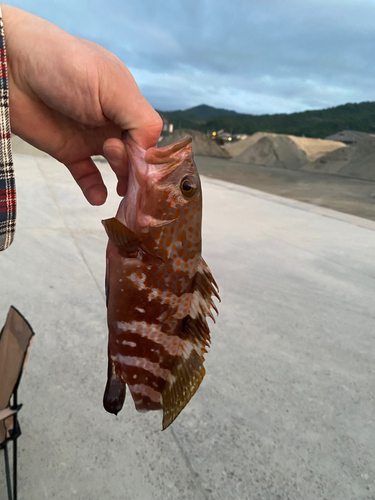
102, 138, 128, 196
65, 158, 107, 206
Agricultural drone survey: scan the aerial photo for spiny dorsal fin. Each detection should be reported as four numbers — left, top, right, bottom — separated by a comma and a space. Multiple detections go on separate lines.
102, 218, 141, 256
162, 260, 220, 430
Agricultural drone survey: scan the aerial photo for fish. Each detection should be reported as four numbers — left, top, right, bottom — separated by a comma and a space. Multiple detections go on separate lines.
102, 134, 219, 430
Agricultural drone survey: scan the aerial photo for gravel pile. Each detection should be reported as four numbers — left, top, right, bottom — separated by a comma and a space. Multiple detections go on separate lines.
306, 136, 375, 181
229, 132, 345, 170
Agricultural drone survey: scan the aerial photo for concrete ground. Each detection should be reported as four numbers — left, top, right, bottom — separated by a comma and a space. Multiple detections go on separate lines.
1, 151, 375, 500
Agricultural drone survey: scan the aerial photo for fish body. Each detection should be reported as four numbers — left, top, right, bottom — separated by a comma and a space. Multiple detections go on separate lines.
102, 135, 219, 429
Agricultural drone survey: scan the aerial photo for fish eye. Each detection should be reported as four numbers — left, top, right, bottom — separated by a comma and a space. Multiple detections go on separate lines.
180, 176, 198, 199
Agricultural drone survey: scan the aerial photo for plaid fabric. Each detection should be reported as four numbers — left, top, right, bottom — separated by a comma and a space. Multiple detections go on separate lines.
0, 6, 14, 252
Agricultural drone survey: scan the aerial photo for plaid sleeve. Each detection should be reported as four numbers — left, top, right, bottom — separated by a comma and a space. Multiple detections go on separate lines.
0, 6, 15, 251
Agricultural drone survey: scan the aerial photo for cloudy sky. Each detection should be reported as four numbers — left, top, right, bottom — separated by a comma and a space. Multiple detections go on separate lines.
6, 0, 375, 114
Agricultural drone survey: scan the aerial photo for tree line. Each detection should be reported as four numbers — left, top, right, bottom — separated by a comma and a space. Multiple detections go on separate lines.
159, 102, 375, 138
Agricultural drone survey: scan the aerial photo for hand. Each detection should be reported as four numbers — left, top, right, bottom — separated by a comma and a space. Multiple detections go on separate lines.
1, 4, 162, 205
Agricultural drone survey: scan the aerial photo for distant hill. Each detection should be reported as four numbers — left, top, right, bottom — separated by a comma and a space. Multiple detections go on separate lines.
159, 104, 237, 129
159, 102, 375, 139
183, 104, 238, 119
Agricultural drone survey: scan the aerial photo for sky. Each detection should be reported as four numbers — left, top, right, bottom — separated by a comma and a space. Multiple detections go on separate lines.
5, 0, 375, 115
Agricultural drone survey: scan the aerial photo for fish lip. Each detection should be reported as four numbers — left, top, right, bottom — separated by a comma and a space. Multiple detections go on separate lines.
145, 136, 194, 181
122, 132, 148, 185
145, 135, 193, 165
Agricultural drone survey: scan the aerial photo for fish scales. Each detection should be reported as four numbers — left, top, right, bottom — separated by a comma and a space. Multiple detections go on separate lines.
102, 134, 219, 429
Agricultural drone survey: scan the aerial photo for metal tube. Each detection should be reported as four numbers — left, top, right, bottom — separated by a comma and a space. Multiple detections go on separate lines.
4, 441, 13, 500
13, 437, 17, 500
13, 389, 18, 500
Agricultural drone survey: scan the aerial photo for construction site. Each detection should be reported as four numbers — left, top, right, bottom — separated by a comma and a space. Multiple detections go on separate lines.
160, 128, 375, 220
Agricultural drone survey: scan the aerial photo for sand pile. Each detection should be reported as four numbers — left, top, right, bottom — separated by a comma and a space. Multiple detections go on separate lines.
158, 129, 230, 158
224, 132, 269, 156
288, 136, 345, 162
302, 145, 350, 175
230, 132, 345, 170
306, 136, 375, 181
341, 136, 375, 180
234, 133, 308, 169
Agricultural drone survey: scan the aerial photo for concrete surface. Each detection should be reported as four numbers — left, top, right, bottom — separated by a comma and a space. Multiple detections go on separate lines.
0, 153, 375, 500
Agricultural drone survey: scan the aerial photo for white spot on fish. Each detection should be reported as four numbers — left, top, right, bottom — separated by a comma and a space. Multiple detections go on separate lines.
148, 288, 161, 301
119, 279, 123, 283
121, 340, 137, 347
128, 272, 147, 290
135, 307, 145, 313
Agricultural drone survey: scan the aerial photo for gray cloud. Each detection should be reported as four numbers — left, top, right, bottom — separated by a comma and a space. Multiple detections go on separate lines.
8, 0, 375, 113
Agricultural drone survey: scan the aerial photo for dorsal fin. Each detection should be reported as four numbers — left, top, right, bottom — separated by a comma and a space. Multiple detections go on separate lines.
161, 259, 220, 430
162, 344, 206, 430
102, 218, 141, 256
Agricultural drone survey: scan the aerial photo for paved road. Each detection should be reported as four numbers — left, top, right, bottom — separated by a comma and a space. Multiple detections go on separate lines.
1, 154, 374, 500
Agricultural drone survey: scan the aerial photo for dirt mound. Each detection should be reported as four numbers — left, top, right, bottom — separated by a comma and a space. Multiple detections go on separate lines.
230, 132, 346, 170
305, 136, 375, 181
339, 136, 375, 181
302, 145, 350, 175
234, 133, 308, 170
224, 132, 269, 157
288, 136, 345, 162
159, 129, 229, 158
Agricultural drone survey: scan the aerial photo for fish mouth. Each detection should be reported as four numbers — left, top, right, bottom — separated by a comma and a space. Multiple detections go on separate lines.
146, 136, 193, 179
123, 133, 193, 181
145, 136, 193, 165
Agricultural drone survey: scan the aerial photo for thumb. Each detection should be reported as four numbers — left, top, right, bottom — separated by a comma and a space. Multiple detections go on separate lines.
99, 61, 163, 150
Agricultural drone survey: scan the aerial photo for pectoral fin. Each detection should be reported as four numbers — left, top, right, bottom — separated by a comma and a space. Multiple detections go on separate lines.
102, 218, 141, 257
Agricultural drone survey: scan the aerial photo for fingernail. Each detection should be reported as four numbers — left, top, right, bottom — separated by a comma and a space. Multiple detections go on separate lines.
104, 146, 123, 167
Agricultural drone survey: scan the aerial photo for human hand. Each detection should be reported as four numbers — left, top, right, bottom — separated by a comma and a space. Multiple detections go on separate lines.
1, 4, 162, 205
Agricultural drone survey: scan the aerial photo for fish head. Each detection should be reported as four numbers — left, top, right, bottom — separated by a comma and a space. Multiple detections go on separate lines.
120, 135, 202, 260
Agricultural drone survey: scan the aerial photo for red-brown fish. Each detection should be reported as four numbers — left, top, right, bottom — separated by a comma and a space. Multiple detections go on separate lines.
102, 134, 219, 429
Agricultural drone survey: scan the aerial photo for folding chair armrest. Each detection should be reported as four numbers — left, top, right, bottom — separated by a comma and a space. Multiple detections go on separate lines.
0, 408, 17, 422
